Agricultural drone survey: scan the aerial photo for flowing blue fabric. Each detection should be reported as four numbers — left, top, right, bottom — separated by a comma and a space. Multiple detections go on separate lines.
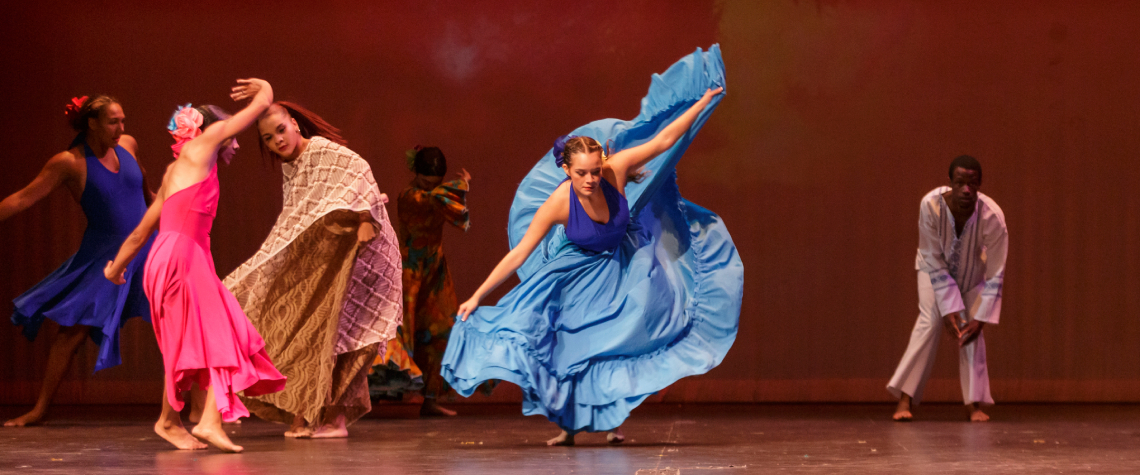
441, 45, 743, 432
11, 143, 153, 372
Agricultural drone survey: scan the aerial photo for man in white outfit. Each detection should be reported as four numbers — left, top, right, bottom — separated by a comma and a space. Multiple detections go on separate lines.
887, 155, 1008, 422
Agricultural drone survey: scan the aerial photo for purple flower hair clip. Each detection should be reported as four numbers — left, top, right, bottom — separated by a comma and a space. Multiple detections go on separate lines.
552, 134, 578, 167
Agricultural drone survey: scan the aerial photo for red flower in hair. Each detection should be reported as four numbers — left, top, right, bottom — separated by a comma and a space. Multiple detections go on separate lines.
64, 96, 88, 119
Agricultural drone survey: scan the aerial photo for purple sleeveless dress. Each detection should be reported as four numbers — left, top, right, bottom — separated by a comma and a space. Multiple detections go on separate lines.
12, 143, 153, 372
566, 178, 630, 252
442, 45, 741, 433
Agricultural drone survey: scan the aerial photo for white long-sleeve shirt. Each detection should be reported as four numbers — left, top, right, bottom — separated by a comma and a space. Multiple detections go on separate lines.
914, 186, 1008, 324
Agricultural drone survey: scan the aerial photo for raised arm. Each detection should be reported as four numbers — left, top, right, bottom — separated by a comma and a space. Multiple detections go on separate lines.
605, 87, 723, 180
456, 188, 564, 321
184, 79, 274, 160
0, 152, 77, 222
437, 169, 472, 231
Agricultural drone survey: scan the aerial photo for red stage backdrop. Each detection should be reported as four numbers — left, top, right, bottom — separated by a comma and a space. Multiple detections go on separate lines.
2, 1, 1139, 405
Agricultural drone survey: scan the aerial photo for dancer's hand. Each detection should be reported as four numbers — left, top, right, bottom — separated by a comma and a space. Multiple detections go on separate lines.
457, 296, 480, 322
357, 221, 378, 243
457, 168, 472, 184
942, 312, 965, 339
104, 260, 126, 285
958, 320, 985, 347
379, 193, 389, 204
703, 87, 724, 100
230, 78, 269, 102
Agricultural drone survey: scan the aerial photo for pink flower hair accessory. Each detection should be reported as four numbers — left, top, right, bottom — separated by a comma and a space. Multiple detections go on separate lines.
167, 104, 203, 159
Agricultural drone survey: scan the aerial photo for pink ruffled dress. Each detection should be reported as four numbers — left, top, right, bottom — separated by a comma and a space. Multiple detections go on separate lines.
143, 166, 286, 421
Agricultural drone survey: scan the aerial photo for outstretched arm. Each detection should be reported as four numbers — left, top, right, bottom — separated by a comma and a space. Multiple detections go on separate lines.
0, 152, 76, 222
438, 169, 472, 231
456, 191, 563, 321
104, 177, 168, 284
605, 87, 722, 179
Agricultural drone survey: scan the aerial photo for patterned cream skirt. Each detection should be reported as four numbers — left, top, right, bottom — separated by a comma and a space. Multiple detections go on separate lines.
238, 211, 382, 426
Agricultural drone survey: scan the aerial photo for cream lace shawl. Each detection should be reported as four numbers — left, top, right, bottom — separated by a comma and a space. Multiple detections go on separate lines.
224, 136, 402, 354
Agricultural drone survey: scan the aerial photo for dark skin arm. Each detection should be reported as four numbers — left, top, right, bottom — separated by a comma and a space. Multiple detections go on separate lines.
140, 164, 155, 206
943, 311, 964, 340
942, 311, 984, 347
0, 151, 81, 222
958, 319, 985, 347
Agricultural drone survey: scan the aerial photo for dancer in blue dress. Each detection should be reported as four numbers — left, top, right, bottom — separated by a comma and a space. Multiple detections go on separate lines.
1, 95, 153, 426
442, 45, 743, 445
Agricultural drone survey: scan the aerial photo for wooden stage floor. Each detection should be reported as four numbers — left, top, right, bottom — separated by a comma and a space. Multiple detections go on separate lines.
1, 403, 1138, 474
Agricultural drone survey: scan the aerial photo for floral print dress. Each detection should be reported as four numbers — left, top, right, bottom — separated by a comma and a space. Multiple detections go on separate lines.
371, 179, 469, 399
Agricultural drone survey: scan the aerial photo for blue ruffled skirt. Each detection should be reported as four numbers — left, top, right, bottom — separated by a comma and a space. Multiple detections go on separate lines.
12, 229, 152, 372
441, 45, 742, 432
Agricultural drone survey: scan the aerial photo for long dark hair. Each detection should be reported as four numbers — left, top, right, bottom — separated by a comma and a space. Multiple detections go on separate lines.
257, 101, 347, 163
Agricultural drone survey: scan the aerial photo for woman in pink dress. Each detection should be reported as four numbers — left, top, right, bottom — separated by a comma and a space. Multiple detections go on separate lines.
104, 78, 286, 453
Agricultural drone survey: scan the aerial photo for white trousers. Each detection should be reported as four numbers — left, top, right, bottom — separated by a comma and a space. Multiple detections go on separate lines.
887, 271, 993, 405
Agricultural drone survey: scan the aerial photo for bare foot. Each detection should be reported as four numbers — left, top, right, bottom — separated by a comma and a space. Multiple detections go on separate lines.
546, 430, 574, 446
191, 424, 244, 453
154, 420, 207, 450
284, 426, 313, 438
607, 427, 625, 444
285, 414, 311, 438
892, 394, 913, 421
311, 424, 349, 439
969, 404, 990, 422
4, 408, 46, 427
311, 410, 348, 439
420, 400, 457, 417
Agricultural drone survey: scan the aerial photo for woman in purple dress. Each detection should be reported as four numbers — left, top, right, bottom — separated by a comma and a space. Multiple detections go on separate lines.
2, 95, 153, 427
442, 47, 742, 446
